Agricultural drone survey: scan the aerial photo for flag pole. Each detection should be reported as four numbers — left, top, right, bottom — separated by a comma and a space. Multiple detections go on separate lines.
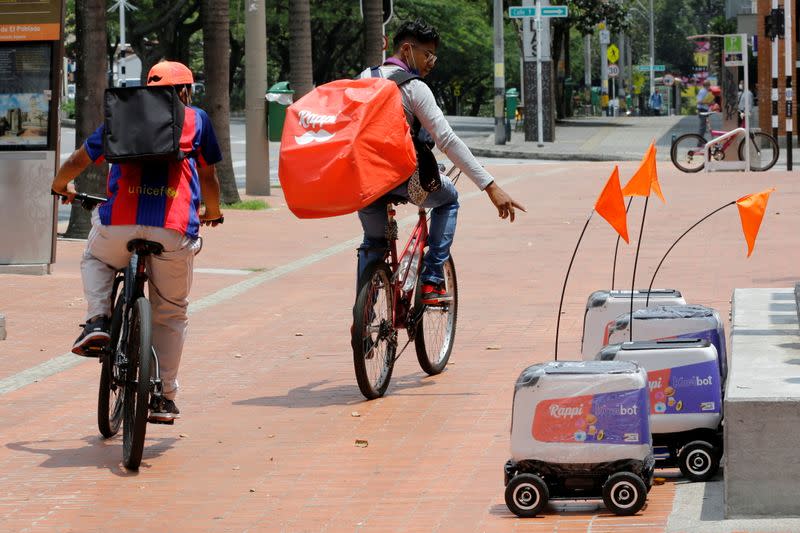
645, 201, 736, 306
629, 196, 649, 341
611, 196, 634, 290
555, 211, 595, 360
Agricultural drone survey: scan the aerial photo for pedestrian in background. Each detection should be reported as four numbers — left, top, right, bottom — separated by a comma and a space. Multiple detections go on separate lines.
649, 89, 663, 116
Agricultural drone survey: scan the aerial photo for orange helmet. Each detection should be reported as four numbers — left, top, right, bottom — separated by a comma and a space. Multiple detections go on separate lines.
147, 61, 194, 86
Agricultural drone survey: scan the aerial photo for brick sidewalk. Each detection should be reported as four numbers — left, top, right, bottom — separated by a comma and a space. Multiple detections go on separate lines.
0, 160, 795, 531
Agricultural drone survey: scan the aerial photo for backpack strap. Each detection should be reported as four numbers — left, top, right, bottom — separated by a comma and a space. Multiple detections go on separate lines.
385, 70, 423, 137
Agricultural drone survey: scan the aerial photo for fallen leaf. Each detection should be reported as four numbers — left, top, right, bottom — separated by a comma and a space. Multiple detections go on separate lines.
233, 466, 240, 471
355, 439, 369, 448
234, 353, 243, 359
653, 477, 666, 485
295, 332, 304, 337
351, 411, 360, 417
486, 345, 501, 350
268, 434, 275, 438
179, 433, 188, 438
249, 489, 256, 493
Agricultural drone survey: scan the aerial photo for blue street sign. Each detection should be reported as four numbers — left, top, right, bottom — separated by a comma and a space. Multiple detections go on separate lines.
509, 5, 568, 18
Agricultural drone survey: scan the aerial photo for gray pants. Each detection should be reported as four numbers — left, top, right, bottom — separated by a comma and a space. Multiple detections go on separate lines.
81, 212, 199, 399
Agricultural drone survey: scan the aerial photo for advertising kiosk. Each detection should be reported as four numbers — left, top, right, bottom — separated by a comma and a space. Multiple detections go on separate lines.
0, 1, 64, 274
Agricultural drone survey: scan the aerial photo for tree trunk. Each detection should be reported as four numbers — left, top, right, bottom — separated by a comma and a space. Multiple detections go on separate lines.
65, 0, 107, 238
363, 0, 384, 68
201, 0, 240, 203
289, 0, 313, 99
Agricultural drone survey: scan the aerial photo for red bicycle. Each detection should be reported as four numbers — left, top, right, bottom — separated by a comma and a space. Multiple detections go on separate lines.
670, 111, 779, 172
350, 168, 460, 399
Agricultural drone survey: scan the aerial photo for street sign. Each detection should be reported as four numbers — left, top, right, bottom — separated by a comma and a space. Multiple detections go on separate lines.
599, 29, 611, 45
509, 6, 568, 18
636, 64, 665, 72
724, 34, 744, 66
663, 73, 675, 86
607, 44, 620, 63
608, 64, 620, 78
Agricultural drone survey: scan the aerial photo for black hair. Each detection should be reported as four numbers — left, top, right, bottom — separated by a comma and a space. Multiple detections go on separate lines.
392, 19, 440, 50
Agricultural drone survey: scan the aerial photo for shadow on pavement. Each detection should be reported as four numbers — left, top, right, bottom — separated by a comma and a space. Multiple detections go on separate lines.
6, 435, 177, 476
232, 371, 473, 408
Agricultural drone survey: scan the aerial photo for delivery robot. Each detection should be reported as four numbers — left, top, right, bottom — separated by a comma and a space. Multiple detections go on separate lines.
505, 361, 654, 517
598, 339, 723, 481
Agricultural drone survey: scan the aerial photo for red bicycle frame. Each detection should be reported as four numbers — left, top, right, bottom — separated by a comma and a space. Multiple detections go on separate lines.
385, 205, 428, 330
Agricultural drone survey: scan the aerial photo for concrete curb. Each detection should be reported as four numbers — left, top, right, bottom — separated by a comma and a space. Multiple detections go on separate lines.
468, 146, 643, 162
0, 314, 5, 340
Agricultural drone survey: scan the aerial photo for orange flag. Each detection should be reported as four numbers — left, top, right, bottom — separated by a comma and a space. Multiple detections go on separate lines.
736, 188, 775, 257
594, 165, 630, 243
621, 142, 666, 202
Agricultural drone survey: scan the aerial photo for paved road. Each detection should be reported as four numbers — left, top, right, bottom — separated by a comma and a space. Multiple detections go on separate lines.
6, 158, 800, 531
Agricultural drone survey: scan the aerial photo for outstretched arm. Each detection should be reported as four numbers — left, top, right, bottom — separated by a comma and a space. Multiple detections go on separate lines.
50, 145, 92, 203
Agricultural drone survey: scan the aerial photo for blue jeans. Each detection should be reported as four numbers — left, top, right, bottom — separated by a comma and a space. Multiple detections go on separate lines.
357, 176, 459, 287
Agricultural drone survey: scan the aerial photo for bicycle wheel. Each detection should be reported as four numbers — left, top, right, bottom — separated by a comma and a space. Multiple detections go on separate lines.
351, 262, 396, 399
98, 292, 124, 438
671, 134, 707, 172
414, 256, 458, 375
738, 132, 779, 171
122, 297, 152, 470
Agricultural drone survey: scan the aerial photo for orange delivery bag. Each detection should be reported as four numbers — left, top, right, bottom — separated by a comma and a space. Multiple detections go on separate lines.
278, 77, 417, 218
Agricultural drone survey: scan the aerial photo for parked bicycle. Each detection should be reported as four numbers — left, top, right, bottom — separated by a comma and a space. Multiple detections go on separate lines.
670, 112, 779, 172
350, 168, 460, 400
55, 191, 186, 470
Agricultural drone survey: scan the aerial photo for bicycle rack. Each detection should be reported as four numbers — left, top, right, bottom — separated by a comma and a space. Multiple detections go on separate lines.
704, 127, 750, 172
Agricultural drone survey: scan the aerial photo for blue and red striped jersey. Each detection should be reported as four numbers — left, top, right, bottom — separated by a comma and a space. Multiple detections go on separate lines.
84, 106, 223, 239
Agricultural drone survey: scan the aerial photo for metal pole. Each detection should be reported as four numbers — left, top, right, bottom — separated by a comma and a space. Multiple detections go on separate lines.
649, 0, 655, 97
772, 0, 780, 142
245, 0, 270, 195
584, 34, 591, 89
600, 25, 608, 116
493, 0, 506, 144
535, 0, 544, 146
785, 0, 794, 170
744, 33, 751, 173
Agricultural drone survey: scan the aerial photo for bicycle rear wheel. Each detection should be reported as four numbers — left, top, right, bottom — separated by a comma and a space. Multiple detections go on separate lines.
671, 134, 707, 172
123, 297, 152, 470
738, 132, 779, 171
414, 256, 458, 375
98, 290, 124, 438
351, 262, 396, 399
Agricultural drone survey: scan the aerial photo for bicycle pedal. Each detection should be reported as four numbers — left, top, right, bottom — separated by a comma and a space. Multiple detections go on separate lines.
148, 417, 175, 425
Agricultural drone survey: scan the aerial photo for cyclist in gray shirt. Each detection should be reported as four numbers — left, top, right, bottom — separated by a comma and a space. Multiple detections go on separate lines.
357, 19, 525, 303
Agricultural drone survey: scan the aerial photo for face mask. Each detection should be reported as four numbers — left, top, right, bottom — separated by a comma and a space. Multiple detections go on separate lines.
405, 45, 420, 75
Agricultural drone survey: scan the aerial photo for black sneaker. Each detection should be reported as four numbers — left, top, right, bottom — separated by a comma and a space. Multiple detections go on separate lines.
71, 316, 110, 357
421, 282, 452, 305
148, 397, 180, 424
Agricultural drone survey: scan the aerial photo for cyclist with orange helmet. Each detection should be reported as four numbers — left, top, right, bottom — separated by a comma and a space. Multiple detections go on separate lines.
51, 60, 223, 422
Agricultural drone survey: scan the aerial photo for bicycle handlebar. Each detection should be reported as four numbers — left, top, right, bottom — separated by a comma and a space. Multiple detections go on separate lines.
51, 190, 224, 224
51, 190, 108, 210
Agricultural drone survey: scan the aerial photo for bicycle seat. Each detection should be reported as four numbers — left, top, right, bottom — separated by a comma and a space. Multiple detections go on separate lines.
126, 239, 164, 256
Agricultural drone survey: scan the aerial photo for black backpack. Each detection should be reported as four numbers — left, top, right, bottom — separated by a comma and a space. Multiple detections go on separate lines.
103, 86, 187, 163
369, 67, 442, 194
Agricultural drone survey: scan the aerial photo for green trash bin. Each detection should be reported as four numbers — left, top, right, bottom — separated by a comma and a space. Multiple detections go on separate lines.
505, 88, 519, 119
266, 81, 294, 142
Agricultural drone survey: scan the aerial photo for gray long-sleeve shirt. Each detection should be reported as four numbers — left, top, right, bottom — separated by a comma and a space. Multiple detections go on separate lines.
360, 64, 494, 190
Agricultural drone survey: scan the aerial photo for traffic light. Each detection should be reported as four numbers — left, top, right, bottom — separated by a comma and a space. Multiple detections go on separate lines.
765, 8, 785, 40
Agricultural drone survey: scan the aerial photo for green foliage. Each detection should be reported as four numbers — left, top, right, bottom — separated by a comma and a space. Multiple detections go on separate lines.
62, 98, 76, 119
222, 199, 270, 210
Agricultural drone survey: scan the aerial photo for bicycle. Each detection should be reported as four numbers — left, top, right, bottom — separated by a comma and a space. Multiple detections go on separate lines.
54, 191, 215, 469
350, 168, 460, 400
670, 112, 779, 172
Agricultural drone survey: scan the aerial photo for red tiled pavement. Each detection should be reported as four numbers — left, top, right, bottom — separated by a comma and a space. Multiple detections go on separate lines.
0, 160, 795, 531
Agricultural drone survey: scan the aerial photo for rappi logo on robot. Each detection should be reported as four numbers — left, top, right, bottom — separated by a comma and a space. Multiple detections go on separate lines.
532, 389, 648, 445
647, 360, 721, 415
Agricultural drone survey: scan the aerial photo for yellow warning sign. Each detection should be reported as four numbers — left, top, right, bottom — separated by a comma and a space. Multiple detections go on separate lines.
607, 44, 620, 64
